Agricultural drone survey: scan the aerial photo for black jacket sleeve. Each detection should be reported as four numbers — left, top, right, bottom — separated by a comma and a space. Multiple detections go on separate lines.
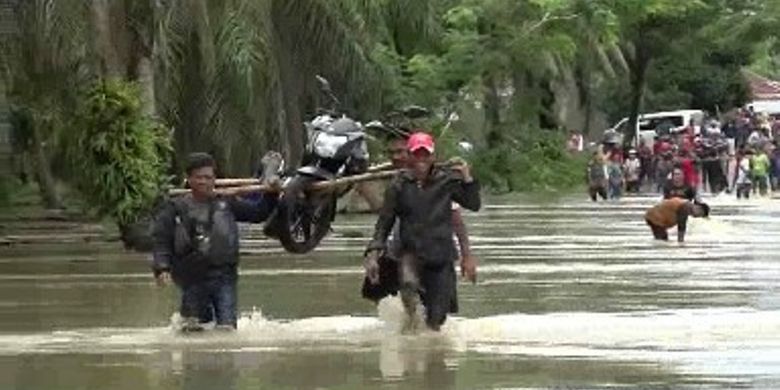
151, 201, 176, 275
686, 186, 697, 201
452, 178, 481, 212
366, 179, 401, 254
676, 205, 690, 242
227, 196, 273, 223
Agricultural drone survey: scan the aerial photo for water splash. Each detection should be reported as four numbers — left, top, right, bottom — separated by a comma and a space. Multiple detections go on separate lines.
1, 307, 778, 365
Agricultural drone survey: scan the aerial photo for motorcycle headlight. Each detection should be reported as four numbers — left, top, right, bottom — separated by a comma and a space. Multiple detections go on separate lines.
313, 132, 349, 158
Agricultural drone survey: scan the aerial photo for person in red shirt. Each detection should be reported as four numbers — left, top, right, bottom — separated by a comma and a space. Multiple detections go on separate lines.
681, 133, 695, 155
678, 150, 699, 189
655, 136, 673, 156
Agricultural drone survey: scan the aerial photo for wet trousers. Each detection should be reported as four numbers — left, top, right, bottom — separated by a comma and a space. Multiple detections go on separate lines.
589, 184, 607, 202
180, 270, 238, 328
646, 218, 669, 241
399, 254, 457, 331
737, 183, 752, 199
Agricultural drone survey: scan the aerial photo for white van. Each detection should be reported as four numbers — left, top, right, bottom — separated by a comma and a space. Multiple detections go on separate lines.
746, 100, 780, 117
606, 109, 705, 146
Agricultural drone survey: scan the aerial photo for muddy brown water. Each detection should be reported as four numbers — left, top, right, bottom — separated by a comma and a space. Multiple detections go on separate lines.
1, 194, 779, 389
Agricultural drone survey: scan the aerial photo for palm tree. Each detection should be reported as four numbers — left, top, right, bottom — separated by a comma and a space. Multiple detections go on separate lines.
0, 0, 90, 209
472, 0, 587, 141
153, 0, 439, 175
568, 0, 627, 135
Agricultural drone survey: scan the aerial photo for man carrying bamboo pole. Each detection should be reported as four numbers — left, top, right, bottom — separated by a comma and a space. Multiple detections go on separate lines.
151, 153, 278, 331
362, 135, 478, 304
364, 132, 481, 331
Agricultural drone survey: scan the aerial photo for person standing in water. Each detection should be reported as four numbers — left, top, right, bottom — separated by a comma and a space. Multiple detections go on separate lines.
361, 135, 476, 303
663, 167, 698, 201
638, 140, 654, 190
364, 132, 481, 331
678, 149, 700, 191
750, 146, 771, 196
734, 149, 753, 199
607, 153, 624, 199
655, 151, 675, 192
151, 153, 278, 331
770, 144, 780, 191
624, 150, 642, 193
645, 198, 709, 243
586, 150, 608, 201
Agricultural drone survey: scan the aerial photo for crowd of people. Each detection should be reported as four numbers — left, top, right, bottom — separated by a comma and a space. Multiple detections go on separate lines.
586, 108, 780, 200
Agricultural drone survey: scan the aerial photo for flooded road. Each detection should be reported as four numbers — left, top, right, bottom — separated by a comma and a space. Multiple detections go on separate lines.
1, 194, 780, 389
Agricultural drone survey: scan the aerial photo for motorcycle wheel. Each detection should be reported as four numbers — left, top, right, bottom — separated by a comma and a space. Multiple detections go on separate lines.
275, 175, 336, 254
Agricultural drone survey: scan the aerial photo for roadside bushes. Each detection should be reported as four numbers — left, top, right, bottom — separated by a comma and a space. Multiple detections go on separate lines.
66, 80, 172, 230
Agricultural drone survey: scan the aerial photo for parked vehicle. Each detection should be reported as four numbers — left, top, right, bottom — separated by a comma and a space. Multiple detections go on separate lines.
746, 100, 780, 117
606, 110, 705, 147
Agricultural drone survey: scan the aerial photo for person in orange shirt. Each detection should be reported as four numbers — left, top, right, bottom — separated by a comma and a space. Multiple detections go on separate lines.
645, 198, 709, 242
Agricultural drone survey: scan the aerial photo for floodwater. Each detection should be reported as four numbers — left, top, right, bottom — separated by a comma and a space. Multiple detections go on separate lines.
1, 194, 780, 389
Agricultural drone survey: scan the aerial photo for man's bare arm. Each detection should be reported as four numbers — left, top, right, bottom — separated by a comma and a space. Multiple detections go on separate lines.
452, 208, 471, 258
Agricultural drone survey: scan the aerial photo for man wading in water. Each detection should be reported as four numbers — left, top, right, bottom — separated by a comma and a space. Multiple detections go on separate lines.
364, 132, 481, 331
645, 198, 709, 243
361, 134, 477, 306
663, 167, 698, 201
586, 150, 609, 201
151, 153, 279, 331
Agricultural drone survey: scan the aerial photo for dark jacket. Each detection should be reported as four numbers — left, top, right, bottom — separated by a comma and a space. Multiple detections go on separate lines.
151, 194, 272, 284
366, 167, 481, 266
663, 183, 697, 201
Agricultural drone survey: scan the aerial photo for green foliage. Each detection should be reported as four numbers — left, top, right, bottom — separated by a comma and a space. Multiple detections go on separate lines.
476, 133, 587, 193
605, 43, 752, 117
67, 80, 172, 227
439, 127, 586, 193
595, 0, 770, 124
5, 0, 780, 200
750, 38, 780, 79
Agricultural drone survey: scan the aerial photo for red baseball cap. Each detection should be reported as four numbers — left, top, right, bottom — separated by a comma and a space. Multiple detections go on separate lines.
407, 132, 435, 153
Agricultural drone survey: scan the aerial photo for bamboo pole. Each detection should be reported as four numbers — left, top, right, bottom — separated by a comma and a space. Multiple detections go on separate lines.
366, 161, 394, 173
169, 184, 273, 197
210, 162, 396, 187
169, 169, 401, 197
171, 160, 459, 197
214, 178, 263, 187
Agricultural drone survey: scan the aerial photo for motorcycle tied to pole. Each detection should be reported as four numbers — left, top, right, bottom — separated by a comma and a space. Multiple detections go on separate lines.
263, 75, 429, 254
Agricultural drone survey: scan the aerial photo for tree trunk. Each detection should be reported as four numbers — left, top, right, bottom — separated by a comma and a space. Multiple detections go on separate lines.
272, 5, 305, 167
583, 97, 593, 135
131, 0, 157, 118
511, 69, 547, 131
30, 122, 61, 209
483, 74, 501, 147
578, 57, 594, 135
627, 41, 651, 147
91, 0, 122, 78
136, 56, 155, 117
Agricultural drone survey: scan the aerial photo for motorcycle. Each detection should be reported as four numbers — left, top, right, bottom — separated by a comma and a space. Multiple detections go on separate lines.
265, 76, 429, 254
